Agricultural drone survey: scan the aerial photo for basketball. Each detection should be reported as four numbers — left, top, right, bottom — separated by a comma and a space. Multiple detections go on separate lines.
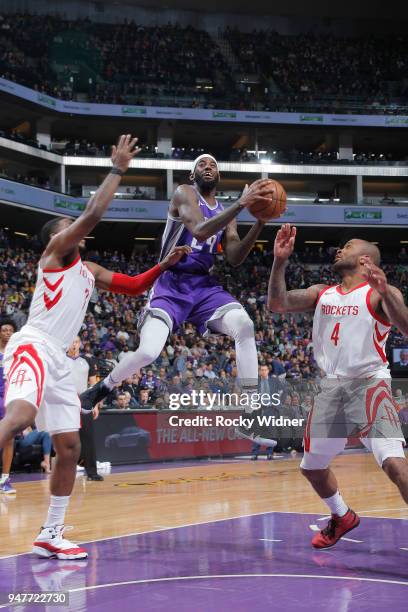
248, 180, 287, 221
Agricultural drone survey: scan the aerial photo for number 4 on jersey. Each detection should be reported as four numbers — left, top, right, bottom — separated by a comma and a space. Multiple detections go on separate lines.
330, 322, 340, 346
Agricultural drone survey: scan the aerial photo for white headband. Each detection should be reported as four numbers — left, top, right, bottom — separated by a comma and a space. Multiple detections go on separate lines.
191, 154, 219, 173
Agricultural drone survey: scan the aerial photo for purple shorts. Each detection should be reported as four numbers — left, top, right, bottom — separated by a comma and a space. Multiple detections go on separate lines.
144, 270, 241, 334
0, 397, 4, 420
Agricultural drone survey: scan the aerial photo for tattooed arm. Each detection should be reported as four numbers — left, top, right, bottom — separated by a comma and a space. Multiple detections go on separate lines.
267, 224, 325, 313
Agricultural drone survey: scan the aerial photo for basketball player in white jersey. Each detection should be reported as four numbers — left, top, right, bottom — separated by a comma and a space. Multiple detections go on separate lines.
0, 134, 189, 559
268, 224, 408, 548
0, 319, 17, 494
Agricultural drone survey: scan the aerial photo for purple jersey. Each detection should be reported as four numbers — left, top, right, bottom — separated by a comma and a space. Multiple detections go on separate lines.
159, 191, 224, 275
145, 188, 241, 334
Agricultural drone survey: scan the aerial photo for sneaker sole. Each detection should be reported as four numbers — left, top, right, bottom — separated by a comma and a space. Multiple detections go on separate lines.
312, 516, 361, 549
235, 428, 277, 448
32, 545, 88, 560
235, 428, 255, 442
1, 490, 16, 495
254, 437, 277, 449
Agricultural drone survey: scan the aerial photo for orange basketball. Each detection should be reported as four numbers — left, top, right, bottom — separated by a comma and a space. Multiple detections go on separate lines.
248, 179, 287, 222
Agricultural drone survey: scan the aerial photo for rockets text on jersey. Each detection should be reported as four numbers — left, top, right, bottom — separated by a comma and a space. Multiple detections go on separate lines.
312, 282, 391, 377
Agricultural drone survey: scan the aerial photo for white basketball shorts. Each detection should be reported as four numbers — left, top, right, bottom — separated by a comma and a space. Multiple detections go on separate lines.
3, 326, 80, 435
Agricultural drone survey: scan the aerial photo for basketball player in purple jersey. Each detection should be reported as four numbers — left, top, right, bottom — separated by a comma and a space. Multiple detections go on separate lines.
81, 155, 277, 445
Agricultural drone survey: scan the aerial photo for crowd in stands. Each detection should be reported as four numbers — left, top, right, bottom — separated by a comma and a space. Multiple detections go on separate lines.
0, 13, 407, 113
233, 149, 408, 165
0, 14, 229, 104
2, 127, 405, 167
0, 166, 51, 188
225, 28, 408, 100
1, 228, 408, 415
0, 128, 43, 150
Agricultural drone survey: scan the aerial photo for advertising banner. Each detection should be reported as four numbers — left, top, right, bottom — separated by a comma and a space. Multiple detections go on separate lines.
1, 76, 408, 128
1, 179, 407, 226
94, 411, 252, 464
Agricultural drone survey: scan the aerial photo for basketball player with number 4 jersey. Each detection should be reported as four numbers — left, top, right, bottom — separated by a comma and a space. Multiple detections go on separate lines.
0, 135, 189, 559
268, 224, 408, 549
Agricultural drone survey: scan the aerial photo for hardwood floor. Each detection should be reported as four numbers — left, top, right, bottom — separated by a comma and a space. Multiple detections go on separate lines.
1, 453, 407, 557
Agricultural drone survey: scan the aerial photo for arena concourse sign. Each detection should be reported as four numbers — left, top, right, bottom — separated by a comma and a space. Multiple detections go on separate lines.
1, 76, 408, 128
1, 178, 408, 226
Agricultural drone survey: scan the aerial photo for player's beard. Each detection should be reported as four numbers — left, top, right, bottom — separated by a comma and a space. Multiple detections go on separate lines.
195, 173, 219, 194
332, 257, 357, 274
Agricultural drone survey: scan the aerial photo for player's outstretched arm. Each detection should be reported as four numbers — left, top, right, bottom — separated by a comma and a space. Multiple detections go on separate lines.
361, 256, 408, 335
268, 224, 324, 312
221, 217, 264, 267
45, 135, 140, 258
174, 180, 274, 242
87, 245, 191, 295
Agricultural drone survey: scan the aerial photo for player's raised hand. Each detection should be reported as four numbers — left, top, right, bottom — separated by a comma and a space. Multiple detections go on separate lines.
274, 224, 296, 261
160, 245, 192, 271
238, 179, 276, 208
361, 256, 388, 295
111, 134, 141, 173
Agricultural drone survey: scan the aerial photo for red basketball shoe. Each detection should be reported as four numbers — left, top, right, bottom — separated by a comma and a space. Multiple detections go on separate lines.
312, 509, 360, 549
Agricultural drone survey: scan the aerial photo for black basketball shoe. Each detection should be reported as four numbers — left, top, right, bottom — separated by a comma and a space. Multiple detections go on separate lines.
80, 380, 110, 413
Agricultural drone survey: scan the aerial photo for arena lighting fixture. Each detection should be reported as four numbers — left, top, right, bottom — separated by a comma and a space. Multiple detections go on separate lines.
134, 237, 155, 241
90, 191, 126, 196
256, 240, 269, 243
85, 236, 95, 239
289, 197, 317, 202
400, 241, 408, 244
14, 231, 28, 237
304, 240, 324, 244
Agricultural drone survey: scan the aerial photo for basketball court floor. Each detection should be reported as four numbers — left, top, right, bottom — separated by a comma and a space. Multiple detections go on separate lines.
0, 452, 407, 611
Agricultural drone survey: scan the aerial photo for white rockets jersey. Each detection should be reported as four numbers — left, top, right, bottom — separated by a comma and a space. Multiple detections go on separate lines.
26, 255, 95, 350
312, 282, 391, 377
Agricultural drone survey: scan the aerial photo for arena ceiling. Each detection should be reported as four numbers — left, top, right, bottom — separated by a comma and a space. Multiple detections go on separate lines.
118, 0, 408, 19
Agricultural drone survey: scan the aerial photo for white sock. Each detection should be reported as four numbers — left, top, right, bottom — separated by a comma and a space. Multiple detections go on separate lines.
44, 495, 70, 528
1, 473, 10, 482
323, 491, 348, 517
